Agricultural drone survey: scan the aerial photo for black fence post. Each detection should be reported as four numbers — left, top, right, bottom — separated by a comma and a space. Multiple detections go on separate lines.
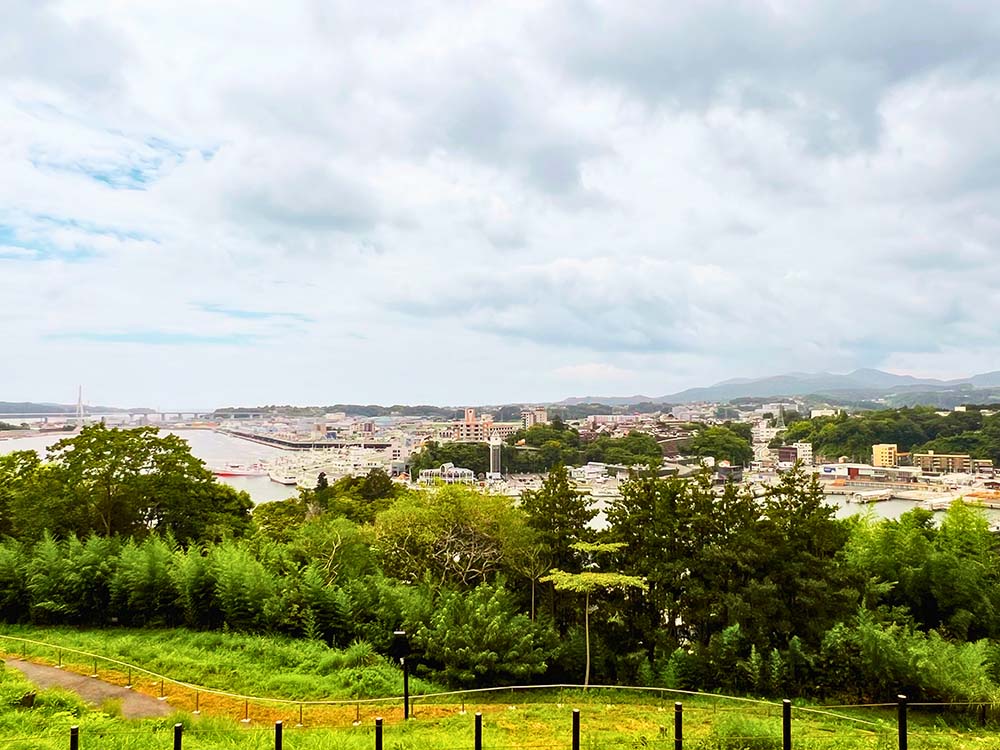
674, 702, 683, 750
475, 712, 483, 750
174, 722, 183, 750
375, 717, 383, 750
403, 658, 410, 720
897, 694, 908, 750
782, 700, 791, 750
275, 720, 283, 750
69, 725, 79, 750
572, 709, 580, 750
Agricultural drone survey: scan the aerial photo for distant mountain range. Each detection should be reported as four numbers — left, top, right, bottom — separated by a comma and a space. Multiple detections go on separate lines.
558, 369, 1000, 406
0, 401, 150, 415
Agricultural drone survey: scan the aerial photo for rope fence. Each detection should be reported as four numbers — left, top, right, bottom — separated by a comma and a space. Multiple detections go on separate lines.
2, 633, 995, 750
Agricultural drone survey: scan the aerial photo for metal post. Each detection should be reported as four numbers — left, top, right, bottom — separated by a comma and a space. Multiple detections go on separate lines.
572, 709, 580, 750
92, 657, 98, 677
57, 650, 62, 669
403, 658, 410, 720
174, 722, 183, 750
375, 717, 383, 750
897, 695, 907, 750
782, 700, 791, 750
674, 702, 682, 750
126, 667, 132, 689
475, 712, 483, 750
275, 720, 283, 750
160, 678, 166, 700
354, 702, 360, 726
69, 725, 79, 750
242, 698, 250, 724
298, 703, 304, 727
194, 691, 200, 715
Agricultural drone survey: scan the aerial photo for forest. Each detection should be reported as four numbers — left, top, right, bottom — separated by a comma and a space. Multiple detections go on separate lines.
3, 425, 1000, 704
779, 406, 1000, 463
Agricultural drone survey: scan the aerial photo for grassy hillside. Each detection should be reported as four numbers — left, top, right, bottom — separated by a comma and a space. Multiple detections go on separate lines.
2, 625, 1000, 750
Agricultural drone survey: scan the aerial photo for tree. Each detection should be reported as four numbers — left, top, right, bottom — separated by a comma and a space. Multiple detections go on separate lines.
689, 426, 753, 465
43, 424, 251, 543
412, 581, 550, 686
359, 468, 395, 501
541, 542, 646, 687
519, 464, 594, 573
607, 470, 705, 658
374, 484, 529, 586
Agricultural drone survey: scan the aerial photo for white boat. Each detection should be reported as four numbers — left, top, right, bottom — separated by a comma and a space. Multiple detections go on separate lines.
268, 468, 299, 485
212, 462, 268, 477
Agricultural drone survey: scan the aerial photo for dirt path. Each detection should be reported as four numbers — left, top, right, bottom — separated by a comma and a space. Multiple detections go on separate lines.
5, 658, 174, 719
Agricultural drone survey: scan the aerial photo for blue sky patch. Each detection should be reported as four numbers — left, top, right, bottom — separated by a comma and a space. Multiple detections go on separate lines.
199, 304, 314, 323
48, 331, 262, 346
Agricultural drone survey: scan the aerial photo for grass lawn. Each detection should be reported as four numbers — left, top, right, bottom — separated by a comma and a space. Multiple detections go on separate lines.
0, 624, 994, 750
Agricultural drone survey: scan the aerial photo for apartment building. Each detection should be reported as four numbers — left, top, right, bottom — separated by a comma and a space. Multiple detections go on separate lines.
872, 443, 898, 468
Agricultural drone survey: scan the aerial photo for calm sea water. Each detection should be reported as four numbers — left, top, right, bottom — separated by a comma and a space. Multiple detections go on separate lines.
0, 429, 297, 505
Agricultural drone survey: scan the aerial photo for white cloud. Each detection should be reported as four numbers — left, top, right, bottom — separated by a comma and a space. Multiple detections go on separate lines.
2, 0, 1000, 406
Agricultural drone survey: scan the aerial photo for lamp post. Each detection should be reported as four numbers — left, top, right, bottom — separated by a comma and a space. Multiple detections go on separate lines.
391, 630, 411, 719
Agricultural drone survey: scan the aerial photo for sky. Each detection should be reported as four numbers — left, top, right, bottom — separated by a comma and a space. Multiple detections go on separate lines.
3, 1, 1000, 408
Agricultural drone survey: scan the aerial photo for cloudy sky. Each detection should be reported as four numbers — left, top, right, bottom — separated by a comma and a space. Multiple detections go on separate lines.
3, 1, 1000, 408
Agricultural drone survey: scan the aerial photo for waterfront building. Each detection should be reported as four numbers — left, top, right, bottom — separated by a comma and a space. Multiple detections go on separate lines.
872, 443, 898, 467
776, 445, 798, 464
911, 451, 993, 475
792, 442, 814, 466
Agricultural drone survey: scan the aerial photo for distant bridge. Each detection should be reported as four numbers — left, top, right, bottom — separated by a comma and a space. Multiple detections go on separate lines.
0, 410, 216, 421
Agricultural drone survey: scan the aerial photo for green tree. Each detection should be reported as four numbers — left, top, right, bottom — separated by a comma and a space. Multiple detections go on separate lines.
519, 464, 594, 573
374, 485, 528, 586
44, 424, 251, 542
413, 581, 550, 686
542, 542, 646, 687
689, 426, 752, 465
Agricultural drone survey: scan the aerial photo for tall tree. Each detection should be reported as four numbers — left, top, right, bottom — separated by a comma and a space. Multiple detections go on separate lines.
44, 424, 251, 542
542, 541, 646, 687
519, 464, 595, 573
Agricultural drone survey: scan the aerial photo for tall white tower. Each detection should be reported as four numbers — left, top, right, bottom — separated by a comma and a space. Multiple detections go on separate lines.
75, 385, 84, 427
488, 433, 503, 478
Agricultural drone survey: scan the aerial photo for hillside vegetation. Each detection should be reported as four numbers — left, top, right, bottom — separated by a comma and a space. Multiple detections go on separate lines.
780, 406, 1000, 463
4, 425, 1000, 711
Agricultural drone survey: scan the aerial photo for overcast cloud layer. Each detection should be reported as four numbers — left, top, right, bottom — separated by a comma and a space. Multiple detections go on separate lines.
3, 1, 1000, 407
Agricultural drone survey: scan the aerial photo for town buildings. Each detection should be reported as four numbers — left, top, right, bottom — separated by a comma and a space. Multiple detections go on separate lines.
521, 407, 549, 430
911, 451, 993, 475
872, 443, 898, 467
451, 408, 520, 442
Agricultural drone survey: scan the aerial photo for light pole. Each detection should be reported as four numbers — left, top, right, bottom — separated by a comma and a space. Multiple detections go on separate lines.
391, 630, 411, 719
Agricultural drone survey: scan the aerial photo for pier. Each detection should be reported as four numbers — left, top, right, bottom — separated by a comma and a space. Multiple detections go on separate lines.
219, 428, 390, 451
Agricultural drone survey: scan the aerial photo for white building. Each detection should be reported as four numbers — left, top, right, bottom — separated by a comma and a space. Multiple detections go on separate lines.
418, 462, 475, 485
521, 407, 549, 430
792, 442, 814, 466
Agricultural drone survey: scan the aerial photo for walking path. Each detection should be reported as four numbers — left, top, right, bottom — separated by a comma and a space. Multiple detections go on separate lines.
4, 658, 173, 719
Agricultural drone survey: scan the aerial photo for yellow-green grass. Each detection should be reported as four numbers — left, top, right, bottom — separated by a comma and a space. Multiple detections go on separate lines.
1, 625, 996, 750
